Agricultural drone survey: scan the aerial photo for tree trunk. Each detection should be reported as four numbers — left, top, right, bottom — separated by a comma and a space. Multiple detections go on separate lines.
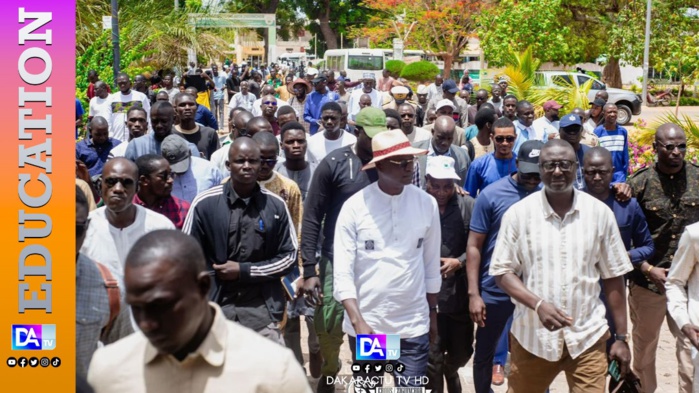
442, 53, 453, 80
675, 82, 683, 117
602, 56, 622, 88
319, 0, 338, 50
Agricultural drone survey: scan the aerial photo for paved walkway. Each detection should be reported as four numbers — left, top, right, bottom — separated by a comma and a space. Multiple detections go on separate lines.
298, 305, 683, 392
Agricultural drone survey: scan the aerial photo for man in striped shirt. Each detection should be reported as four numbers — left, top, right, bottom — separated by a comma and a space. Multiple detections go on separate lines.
594, 104, 629, 183
490, 139, 633, 392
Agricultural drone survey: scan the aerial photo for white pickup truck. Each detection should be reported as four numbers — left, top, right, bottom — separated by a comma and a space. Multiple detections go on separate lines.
534, 71, 642, 125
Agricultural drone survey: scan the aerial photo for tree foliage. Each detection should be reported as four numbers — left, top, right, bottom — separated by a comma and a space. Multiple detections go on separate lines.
353, 0, 485, 77
385, 60, 406, 77
400, 61, 440, 82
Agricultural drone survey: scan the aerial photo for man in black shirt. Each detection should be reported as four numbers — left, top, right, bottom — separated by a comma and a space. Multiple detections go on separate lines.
183, 137, 297, 345
424, 156, 475, 393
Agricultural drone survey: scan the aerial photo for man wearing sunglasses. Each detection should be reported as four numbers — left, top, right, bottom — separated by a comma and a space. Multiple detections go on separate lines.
466, 140, 544, 393
307, 102, 357, 165
80, 158, 175, 280
627, 123, 699, 393
76, 186, 133, 378
464, 117, 519, 197
490, 140, 633, 392
259, 94, 281, 136
334, 129, 438, 390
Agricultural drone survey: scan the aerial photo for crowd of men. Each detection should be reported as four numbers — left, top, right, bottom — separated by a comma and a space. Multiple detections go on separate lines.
75, 65, 699, 393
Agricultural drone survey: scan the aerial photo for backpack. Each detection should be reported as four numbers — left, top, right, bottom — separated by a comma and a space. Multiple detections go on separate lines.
93, 262, 120, 337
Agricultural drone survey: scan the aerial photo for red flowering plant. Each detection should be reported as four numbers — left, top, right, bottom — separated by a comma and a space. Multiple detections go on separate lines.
629, 114, 699, 175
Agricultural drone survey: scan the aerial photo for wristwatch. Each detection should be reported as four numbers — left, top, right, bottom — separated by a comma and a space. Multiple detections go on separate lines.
614, 334, 629, 343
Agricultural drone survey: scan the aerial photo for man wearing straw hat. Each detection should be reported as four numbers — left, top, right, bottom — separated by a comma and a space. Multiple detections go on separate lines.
333, 129, 442, 389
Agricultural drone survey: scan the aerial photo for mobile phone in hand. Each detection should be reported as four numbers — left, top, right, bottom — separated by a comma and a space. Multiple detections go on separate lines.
608, 359, 621, 382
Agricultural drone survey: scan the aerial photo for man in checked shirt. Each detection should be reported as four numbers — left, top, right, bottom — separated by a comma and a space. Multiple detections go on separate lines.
490, 140, 633, 392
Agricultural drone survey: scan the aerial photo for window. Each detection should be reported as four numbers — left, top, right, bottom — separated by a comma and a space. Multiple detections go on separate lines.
348, 55, 383, 71
577, 75, 605, 90
552, 75, 573, 85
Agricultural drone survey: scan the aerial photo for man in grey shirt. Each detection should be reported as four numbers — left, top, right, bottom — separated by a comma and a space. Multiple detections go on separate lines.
275, 121, 317, 199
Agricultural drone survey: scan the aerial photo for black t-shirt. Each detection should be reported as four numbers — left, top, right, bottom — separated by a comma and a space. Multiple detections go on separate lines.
173, 126, 220, 160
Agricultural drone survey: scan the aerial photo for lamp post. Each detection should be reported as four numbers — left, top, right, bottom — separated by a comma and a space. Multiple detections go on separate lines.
641, 0, 652, 107
111, 0, 120, 82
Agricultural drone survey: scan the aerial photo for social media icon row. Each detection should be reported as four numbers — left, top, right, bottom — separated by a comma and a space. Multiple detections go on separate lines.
351, 362, 405, 374
7, 356, 60, 368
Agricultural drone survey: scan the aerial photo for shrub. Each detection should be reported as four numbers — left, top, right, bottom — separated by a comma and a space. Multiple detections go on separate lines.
400, 61, 440, 82
385, 60, 406, 78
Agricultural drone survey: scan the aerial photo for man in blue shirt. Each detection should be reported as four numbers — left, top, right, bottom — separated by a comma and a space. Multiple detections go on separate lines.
464, 117, 518, 197
210, 64, 227, 130
583, 147, 654, 352
594, 104, 629, 183
185, 87, 219, 130
558, 113, 590, 191
466, 140, 544, 393
303, 76, 339, 135
76, 97, 85, 139
76, 116, 121, 178
512, 100, 545, 154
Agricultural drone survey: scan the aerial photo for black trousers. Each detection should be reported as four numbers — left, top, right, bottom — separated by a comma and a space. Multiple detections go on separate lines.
426, 312, 475, 393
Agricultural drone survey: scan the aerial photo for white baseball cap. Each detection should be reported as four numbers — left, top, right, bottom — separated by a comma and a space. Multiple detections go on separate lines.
435, 99, 456, 111
426, 156, 460, 181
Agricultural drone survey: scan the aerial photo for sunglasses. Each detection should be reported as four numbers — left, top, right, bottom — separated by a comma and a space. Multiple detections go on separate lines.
655, 141, 687, 152
387, 156, 416, 169
104, 177, 136, 188
262, 101, 278, 106
76, 219, 89, 237
260, 158, 278, 167
400, 113, 415, 118
494, 136, 516, 143
540, 160, 574, 173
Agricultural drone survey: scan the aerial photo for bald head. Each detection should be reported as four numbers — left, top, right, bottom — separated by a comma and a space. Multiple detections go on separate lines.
125, 229, 206, 278
432, 116, 456, 154
252, 131, 280, 153
583, 146, 612, 167
184, 87, 198, 96
90, 115, 109, 129
104, 157, 138, 179
542, 139, 576, 156
246, 117, 273, 136
434, 115, 456, 132
89, 116, 110, 145
261, 85, 276, 96
655, 123, 686, 143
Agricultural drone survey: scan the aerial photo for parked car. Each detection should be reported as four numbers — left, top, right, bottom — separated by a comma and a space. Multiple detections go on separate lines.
534, 71, 642, 125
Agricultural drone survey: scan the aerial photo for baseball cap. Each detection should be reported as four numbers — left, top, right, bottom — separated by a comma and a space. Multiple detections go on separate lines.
436, 99, 456, 111
312, 75, 327, 84
426, 156, 461, 181
543, 100, 562, 111
591, 98, 606, 107
517, 140, 544, 174
417, 85, 428, 95
355, 107, 388, 138
306, 67, 319, 77
559, 114, 582, 128
442, 79, 459, 94
498, 77, 509, 84
161, 135, 192, 173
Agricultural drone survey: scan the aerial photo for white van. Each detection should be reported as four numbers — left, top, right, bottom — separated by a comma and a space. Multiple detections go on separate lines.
324, 49, 386, 81
278, 52, 308, 67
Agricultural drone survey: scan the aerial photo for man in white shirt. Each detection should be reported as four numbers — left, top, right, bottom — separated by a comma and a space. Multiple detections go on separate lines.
89, 81, 112, 128
512, 100, 546, 154
251, 85, 293, 117
106, 73, 152, 143
80, 158, 175, 279
427, 75, 444, 103
667, 222, 699, 393
334, 129, 441, 389
307, 102, 357, 164
532, 100, 561, 139
489, 139, 633, 392
87, 230, 311, 393
347, 74, 382, 122
228, 80, 256, 112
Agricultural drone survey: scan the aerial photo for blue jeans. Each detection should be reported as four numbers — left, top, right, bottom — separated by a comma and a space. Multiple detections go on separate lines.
474, 298, 515, 393
349, 333, 430, 388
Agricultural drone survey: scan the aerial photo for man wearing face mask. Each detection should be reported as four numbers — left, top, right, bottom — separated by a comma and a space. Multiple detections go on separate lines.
307, 102, 357, 165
